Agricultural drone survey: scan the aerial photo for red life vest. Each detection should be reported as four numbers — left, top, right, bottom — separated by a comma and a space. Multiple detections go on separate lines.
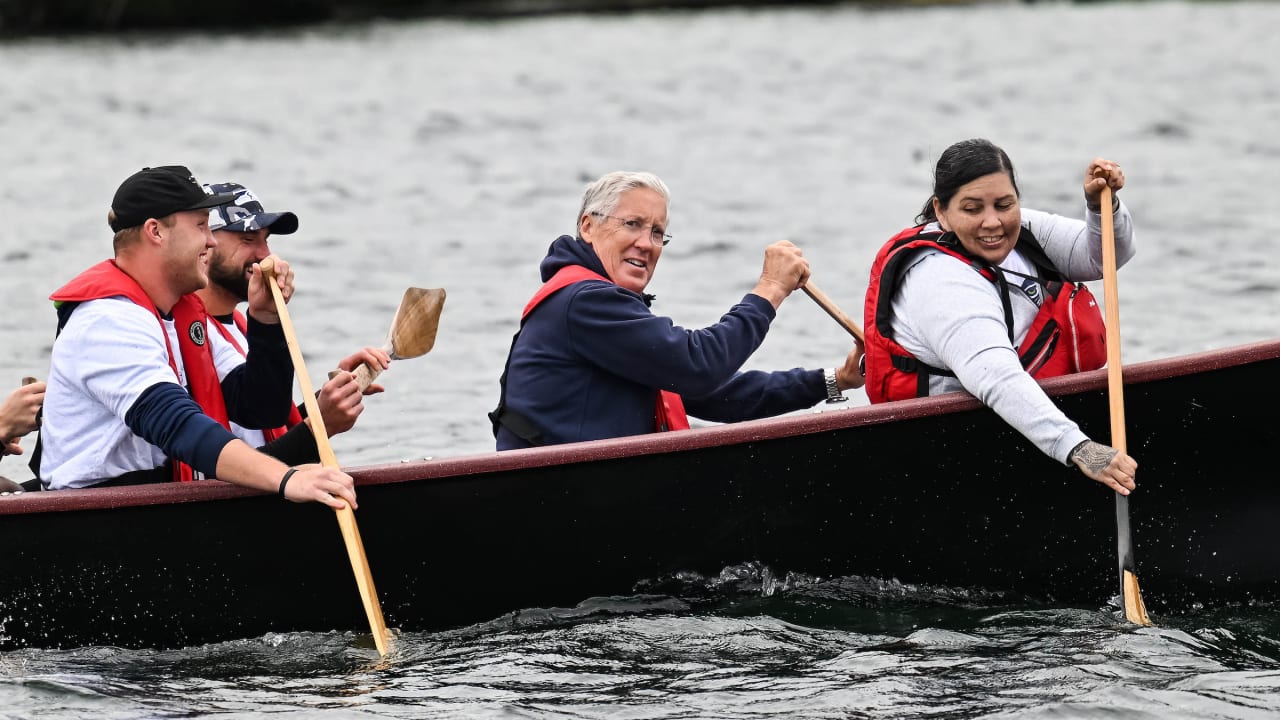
863, 225, 1107, 404
207, 310, 303, 442
523, 265, 690, 432
51, 260, 231, 482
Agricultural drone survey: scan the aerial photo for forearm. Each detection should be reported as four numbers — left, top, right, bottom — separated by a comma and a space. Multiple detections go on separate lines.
1085, 199, 1136, 268
220, 315, 296, 427
571, 289, 777, 398
1024, 204, 1135, 280
214, 438, 290, 493
125, 383, 237, 476
901, 265, 1088, 462
960, 347, 1088, 463
685, 368, 825, 422
749, 279, 791, 309
256, 421, 320, 466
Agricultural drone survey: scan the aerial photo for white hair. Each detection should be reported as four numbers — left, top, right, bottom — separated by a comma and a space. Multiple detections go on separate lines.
577, 171, 671, 226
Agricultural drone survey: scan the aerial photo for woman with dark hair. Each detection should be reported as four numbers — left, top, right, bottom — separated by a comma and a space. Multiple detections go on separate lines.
862, 138, 1138, 495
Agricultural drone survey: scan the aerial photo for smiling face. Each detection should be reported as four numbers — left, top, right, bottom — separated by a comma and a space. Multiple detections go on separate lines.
579, 187, 668, 294
208, 228, 271, 301
933, 171, 1022, 265
159, 209, 217, 294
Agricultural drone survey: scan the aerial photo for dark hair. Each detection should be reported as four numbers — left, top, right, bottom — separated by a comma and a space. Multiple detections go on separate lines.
917, 138, 1019, 224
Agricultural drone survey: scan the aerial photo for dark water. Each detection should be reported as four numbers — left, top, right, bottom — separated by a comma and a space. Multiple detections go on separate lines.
2, 1, 1279, 716
3, 571, 1280, 718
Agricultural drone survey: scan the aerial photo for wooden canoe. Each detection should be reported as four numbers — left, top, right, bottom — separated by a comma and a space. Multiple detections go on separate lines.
2, 338, 1277, 650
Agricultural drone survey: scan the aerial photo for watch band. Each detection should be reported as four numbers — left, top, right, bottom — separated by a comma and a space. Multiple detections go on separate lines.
823, 367, 846, 404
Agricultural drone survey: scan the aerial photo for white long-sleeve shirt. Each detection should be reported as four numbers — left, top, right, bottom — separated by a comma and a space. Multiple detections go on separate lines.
888, 203, 1136, 463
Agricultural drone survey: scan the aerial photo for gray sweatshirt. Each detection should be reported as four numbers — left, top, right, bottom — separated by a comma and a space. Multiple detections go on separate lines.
888, 203, 1136, 464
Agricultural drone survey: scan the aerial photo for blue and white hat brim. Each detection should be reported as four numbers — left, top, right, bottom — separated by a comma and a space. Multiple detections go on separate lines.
203, 182, 300, 235
217, 211, 299, 235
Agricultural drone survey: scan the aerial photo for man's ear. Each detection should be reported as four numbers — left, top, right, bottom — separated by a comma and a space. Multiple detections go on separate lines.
140, 218, 165, 245
578, 213, 595, 243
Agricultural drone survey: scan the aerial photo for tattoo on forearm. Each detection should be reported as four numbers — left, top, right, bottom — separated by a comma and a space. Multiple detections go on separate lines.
1073, 441, 1117, 475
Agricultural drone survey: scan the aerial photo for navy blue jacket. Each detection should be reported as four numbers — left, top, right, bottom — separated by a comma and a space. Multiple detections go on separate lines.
494, 235, 825, 450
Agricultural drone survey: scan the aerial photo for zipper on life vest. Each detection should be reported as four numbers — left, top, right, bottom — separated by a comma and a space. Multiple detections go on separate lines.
1067, 284, 1081, 372
1026, 331, 1058, 376
1020, 320, 1060, 377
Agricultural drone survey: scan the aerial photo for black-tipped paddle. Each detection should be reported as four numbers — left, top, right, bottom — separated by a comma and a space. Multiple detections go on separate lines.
1099, 182, 1153, 626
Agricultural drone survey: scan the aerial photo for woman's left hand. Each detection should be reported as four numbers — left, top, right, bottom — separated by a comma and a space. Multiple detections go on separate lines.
1084, 158, 1125, 212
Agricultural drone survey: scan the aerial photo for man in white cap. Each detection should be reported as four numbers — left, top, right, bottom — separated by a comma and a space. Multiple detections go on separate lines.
197, 182, 389, 465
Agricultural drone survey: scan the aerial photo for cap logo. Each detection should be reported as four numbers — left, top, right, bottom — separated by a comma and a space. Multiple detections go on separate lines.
224, 206, 254, 224
188, 320, 206, 346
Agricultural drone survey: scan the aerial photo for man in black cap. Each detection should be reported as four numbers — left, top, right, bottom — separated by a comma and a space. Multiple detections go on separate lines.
34, 166, 357, 508
197, 181, 389, 465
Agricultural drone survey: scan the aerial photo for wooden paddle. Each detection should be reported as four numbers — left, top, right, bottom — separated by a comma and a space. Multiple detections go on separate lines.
802, 281, 864, 342
258, 258, 392, 656
347, 287, 446, 392
1099, 183, 1152, 627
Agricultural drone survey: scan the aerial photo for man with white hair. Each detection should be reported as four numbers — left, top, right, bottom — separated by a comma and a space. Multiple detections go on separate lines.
490, 170, 864, 450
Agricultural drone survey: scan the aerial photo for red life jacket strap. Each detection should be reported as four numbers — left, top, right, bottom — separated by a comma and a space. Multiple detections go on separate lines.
519, 265, 691, 434
209, 310, 303, 441
656, 391, 690, 431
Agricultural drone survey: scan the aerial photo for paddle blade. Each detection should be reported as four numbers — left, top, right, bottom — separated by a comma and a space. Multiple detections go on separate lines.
337, 505, 391, 656
1123, 570, 1152, 626
345, 287, 446, 393
387, 287, 446, 360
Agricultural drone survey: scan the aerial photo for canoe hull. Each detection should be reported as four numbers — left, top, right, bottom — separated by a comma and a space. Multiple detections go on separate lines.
2, 340, 1277, 650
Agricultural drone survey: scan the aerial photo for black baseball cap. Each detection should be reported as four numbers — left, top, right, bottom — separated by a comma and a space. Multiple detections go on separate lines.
109, 166, 236, 232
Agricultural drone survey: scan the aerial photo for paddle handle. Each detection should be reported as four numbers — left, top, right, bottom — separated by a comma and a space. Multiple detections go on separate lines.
1100, 185, 1125, 453
802, 282, 864, 342
328, 357, 386, 394
353, 361, 383, 393
258, 258, 391, 656
21, 376, 38, 386
259, 260, 336, 464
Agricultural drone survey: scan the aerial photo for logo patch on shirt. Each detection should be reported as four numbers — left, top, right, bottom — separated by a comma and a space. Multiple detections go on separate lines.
188, 321, 206, 346
1019, 277, 1044, 307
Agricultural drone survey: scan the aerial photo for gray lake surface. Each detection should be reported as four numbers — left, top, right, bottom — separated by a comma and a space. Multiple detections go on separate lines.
1, 1, 1278, 717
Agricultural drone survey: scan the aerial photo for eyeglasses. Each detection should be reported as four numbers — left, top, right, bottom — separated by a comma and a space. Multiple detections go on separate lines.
592, 213, 672, 246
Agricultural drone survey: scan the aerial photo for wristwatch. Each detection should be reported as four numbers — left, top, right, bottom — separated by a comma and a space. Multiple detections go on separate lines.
823, 367, 847, 404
